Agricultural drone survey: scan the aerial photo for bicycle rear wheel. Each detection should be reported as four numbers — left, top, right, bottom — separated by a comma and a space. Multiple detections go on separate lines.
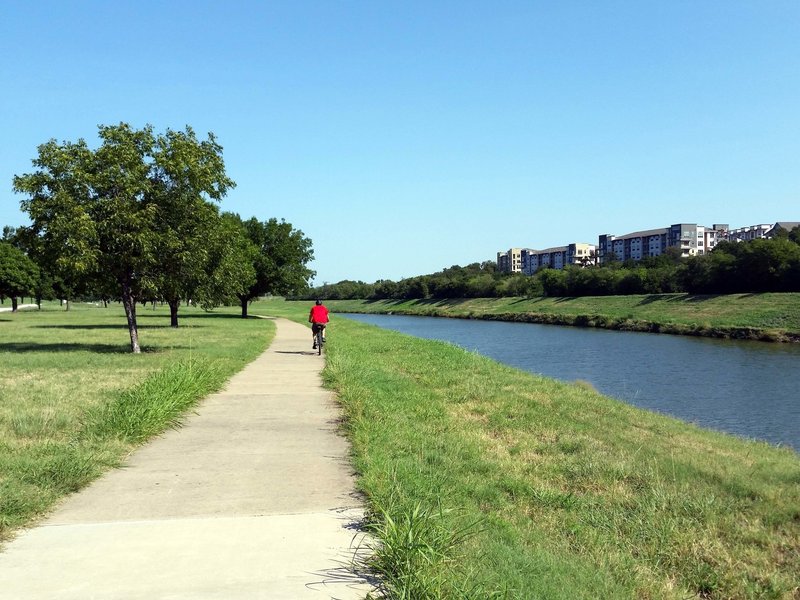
316, 328, 323, 355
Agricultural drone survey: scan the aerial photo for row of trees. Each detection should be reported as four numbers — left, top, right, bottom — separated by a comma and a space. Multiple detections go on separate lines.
2, 123, 314, 353
304, 231, 800, 301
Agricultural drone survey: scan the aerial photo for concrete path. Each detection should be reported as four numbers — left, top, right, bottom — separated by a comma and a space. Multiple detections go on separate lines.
0, 318, 373, 599
0, 303, 38, 313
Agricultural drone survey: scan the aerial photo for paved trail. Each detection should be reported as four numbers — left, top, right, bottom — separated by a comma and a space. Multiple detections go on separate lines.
0, 303, 37, 313
0, 318, 372, 599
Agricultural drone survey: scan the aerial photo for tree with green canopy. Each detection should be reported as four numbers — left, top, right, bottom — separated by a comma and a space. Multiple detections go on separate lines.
193, 212, 258, 310
148, 127, 235, 327
0, 242, 39, 312
236, 217, 315, 318
14, 123, 234, 352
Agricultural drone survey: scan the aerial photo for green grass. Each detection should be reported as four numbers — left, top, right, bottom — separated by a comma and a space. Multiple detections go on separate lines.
256, 298, 800, 599
320, 293, 800, 342
0, 301, 273, 541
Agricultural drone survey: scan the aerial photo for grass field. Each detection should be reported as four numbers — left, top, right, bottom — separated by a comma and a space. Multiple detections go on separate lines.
4, 298, 799, 598
0, 302, 273, 542
320, 293, 800, 342
259, 299, 800, 599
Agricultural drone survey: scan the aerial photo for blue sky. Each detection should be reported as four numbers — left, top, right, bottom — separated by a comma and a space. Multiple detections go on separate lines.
1, 1, 798, 284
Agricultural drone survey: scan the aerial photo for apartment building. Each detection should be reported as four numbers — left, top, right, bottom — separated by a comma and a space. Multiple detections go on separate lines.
495, 221, 796, 273
765, 222, 800, 238
598, 223, 725, 265
497, 248, 523, 273
727, 223, 772, 242
521, 243, 596, 275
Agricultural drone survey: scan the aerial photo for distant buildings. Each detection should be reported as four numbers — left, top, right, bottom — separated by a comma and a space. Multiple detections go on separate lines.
496, 248, 523, 273
521, 243, 596, 275
766, 222, 800, 238
496, 220, 798, 273
598, 223, 727, 265
727, 224, 772, 242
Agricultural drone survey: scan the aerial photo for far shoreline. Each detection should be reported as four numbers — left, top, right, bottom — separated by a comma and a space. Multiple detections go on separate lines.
303, 293, 800, 344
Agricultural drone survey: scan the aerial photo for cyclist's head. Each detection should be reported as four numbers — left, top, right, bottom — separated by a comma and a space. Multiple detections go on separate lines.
315, 299, 322, 305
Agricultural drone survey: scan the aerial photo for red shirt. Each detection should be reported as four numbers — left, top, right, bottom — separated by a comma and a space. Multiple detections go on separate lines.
309, 305, 329, 324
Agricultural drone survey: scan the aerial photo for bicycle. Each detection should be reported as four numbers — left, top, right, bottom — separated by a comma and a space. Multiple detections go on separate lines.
312, 323, 326, 355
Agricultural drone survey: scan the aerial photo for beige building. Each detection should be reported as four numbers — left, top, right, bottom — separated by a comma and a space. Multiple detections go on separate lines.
496, 248, 523, 273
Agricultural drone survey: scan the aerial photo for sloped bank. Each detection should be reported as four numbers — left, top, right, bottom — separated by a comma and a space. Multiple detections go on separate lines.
322, 294, 800, 343
323, 315, 800, 599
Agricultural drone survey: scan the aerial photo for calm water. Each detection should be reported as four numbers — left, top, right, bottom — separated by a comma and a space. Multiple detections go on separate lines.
343, 313, 800, 450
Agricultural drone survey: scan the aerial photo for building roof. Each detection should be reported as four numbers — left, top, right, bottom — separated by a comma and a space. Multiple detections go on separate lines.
775, 221, 800, 230
526, 243, 596, 255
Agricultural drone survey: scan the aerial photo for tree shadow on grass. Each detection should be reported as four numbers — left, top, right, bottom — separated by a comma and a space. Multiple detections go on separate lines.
682, 294, 723, 303
135, 312, 247, 321
0, 342, 134, 354
32, 324, 176, 330
509, 297, 548, 305
0, 342, 188, 353
636, 293, 685, 306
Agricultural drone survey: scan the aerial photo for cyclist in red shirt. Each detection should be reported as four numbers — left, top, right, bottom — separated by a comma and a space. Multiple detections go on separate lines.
308, 299, 329, 349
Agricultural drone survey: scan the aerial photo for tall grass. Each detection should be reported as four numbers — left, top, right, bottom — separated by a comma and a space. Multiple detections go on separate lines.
254, 299, 800, 599
84, 359, 224, 444
0, 302, 273, 541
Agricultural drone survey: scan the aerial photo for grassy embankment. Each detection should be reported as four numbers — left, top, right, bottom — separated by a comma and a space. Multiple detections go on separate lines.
0, 302, 273, 542
321, 293, 800, 342
258, 299, 800, 599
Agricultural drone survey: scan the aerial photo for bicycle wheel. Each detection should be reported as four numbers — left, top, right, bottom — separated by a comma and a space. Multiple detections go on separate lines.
316, 328, 323, 355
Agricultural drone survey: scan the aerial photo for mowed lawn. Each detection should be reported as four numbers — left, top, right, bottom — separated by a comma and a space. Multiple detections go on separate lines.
0, 302, 273, 541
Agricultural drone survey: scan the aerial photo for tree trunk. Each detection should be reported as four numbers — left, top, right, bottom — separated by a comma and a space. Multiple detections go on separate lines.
65, 299, 70, 311
239, 295, 249, 318
169, 299, 180, 328
11, 297, 18, 312
121, 279, 141, 353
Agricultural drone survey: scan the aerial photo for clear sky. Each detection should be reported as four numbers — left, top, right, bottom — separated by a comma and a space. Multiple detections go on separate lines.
1, 1, 798, 284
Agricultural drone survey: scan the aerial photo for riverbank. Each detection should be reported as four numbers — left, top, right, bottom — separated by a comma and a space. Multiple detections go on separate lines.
319, 293, 800, 342
255, 299, 800, 599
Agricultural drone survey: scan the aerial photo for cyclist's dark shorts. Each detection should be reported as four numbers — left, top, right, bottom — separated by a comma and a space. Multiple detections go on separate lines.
312, 323, 326, 334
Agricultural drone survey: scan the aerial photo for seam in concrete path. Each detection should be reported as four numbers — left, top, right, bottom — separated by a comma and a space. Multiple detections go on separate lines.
0, 317, 374, 599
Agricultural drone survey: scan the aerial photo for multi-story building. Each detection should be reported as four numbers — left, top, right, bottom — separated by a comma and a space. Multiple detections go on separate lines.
727, 223, 772, 242
598, 223, 724, 265
765, 222, 800, 238
521, 243, 596, 275
496, 248, 523, 273
598, 228, 667, 264
497, 220, 794, 274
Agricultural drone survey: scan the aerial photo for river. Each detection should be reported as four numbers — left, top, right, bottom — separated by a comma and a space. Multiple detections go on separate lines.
342, 313, 800, 451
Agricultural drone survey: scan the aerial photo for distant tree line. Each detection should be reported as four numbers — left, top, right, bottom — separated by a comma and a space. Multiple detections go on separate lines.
1, 123, 314, 352
302, 228, 800, 301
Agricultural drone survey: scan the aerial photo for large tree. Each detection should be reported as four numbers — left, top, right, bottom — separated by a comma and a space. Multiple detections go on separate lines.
236, 217, 315, 317
0, 242, 39, 312
13, 123, 234, 351
149, 127, 235, 327
194, 212, 258, 310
